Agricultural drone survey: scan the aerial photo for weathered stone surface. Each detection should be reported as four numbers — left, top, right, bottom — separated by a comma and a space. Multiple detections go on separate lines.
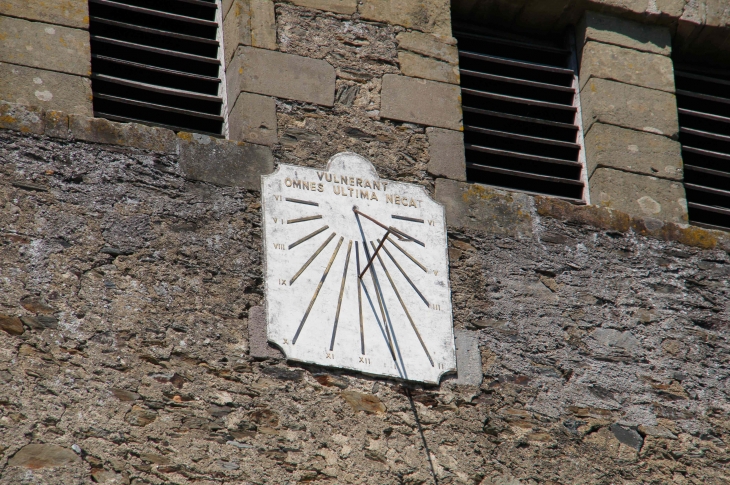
0, 16, 90, 76
380, 75, 462, 130
585, 123, 682, 180
360, 0, 452, 36
8, 444, 80, 469
452, 329, 482, 386
69, 116, 178, 153
398, 51, 459, 84
250, 0, 276, 50
427, 127, 466, 181
125, 406, 157, 426
20, 315, 58, 330
249, 305, 284, 359
340, 391, 386, 414
289, 0, 357, 14
579, 41, 675, 93
577, 11, 672, 56
581, 78, 679, 138
0, 0, 88, 29
0, 100, 44, 134
110, 388, 140, 401
610, 423, 644, 450
223, 0, 251, 65
435, 178, 533, 236
0, 314, 24, 335
178, 132, 274, 189
396, 31, 458, 63
228, 47, 335, 106
589, 168, 687, 224
44, 110, 69, 138
229, 92, 277, 146
0, 62, 92, 116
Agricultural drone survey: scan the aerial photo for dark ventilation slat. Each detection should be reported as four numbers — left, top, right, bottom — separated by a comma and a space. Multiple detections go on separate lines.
91, 54, 221, 82
89, 0, 218, 26
92, 74, 222, 102
465, 144, 582, 167
460, 70, 576, 92
91, 36, 220, 64
458, 51, 575, 75
685, 183, 730, 197
90, 0, 224, 136
688, 202, 730, 216
684, 165, 730, 178
460, 88, 577, 111
680, 127, 730, 143
676, 71, 730, 88
456, 26, 585, 202
683, 146, 730, 161
466, 163, 584, 185
676, 89, 730, 106
94, 93, 223, 120
90, 17, 219, 44
462, 107, 579, 130
678, 108, 730, 125
450, 30, 570, 55
464, 126, 580, 149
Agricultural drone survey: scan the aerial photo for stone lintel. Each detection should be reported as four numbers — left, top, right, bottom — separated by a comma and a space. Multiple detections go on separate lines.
580, 41, 675, 93
584, 123, 682, 180
434, 178, 533, 236
581, 78, 679, 139
427, 127, 466, 181
228, 46, 336, 107
380, 75, 462, 130
577, 11, 672, 56
178, 133, 274, 190
589, 167, 687, 225
0, 15, 91, 77
223, 0, 252, 65
70, 115, 178, 153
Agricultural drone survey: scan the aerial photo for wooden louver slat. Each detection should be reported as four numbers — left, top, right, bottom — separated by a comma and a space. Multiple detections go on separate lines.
89, 0, 224, 135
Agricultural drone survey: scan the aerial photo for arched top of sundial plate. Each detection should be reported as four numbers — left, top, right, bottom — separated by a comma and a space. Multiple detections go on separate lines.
326, 152, 379, 179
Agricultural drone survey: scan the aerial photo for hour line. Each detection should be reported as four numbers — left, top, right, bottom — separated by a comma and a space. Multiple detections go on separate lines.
290, 232, 336, 284
292, 236, 344, 345
370, 241, 434, 367
330, 240, 353, 351
386, 236, 428, 272
355, 241, 365, 355
286, 197, 319, 206
392, 214, 425, 224
287, 215, 323, 224
378, 239, 429, 307
289, 225, 329, 249
363, 240, 397, 362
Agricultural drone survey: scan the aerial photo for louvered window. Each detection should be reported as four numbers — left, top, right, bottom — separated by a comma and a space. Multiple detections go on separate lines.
89, 0, 225, 136
675, 67, 730, 231
454, 25, 587, 203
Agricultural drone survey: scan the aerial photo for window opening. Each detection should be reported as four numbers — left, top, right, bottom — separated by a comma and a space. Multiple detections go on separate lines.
675, 65, 730, 231
89, 0, 225, 136
454, 23, 588, 203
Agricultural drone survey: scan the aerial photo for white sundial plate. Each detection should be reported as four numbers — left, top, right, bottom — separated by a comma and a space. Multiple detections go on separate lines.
261, 152, 456, 384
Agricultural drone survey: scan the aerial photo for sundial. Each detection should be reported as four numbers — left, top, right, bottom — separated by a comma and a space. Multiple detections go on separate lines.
261, 152, 456, 384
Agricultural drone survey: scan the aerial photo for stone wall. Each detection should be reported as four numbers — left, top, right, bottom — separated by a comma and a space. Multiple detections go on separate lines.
1, 105, 729, 483
0, 0, 92, 116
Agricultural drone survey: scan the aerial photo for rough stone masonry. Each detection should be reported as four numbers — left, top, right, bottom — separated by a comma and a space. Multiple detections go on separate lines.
0, 118, 728, 484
